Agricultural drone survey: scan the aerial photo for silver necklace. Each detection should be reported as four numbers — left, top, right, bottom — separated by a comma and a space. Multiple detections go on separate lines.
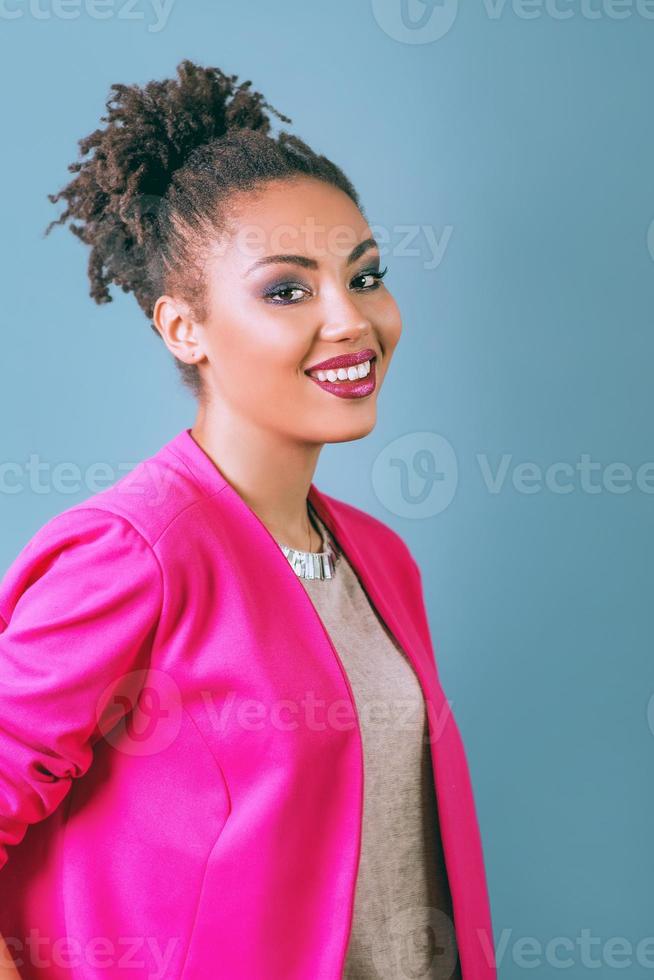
277, 501, 340, 580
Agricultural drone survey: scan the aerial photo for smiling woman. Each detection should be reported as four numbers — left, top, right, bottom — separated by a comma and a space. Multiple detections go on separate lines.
149, 173, 402, 471
0, 59, 496, 979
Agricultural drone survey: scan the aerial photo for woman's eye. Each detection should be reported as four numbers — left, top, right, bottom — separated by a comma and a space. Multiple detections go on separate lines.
262, 266, 388, 305
354, 267, 388, 290
263, 285, 308, 305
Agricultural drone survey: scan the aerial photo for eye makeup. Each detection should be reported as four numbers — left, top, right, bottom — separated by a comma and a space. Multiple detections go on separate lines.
260, 265, 388, 306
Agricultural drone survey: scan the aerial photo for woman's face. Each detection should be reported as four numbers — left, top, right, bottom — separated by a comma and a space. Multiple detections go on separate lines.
165, 176, 402, 445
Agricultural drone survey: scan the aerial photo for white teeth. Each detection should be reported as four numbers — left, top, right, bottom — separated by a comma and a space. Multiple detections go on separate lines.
312, 359, 372, 383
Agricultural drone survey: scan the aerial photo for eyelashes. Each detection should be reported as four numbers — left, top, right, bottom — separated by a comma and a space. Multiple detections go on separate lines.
262, 266, 389, 306
358, 267, 388, 289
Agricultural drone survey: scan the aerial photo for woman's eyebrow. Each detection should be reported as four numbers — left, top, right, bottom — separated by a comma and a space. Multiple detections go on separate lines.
243, 237, 379, 277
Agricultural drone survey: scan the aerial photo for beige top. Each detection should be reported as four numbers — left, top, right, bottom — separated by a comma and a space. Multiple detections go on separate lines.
291, 505, 463, 980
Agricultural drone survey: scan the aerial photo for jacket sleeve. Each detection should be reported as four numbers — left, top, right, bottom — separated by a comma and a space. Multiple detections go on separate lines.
0, 506, 163, 872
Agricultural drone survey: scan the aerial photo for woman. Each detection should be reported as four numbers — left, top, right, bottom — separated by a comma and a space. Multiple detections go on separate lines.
0, 61, 495, 979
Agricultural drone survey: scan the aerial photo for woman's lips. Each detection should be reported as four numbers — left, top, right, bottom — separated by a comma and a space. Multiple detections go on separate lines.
305, 358, 377, 400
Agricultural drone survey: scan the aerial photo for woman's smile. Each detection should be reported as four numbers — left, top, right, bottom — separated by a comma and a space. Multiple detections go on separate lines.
304, 348, 378, 399
154, 175, 402, 443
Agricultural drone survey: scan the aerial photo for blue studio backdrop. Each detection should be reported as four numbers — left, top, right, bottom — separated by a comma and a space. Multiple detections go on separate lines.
1, 2, 653, 976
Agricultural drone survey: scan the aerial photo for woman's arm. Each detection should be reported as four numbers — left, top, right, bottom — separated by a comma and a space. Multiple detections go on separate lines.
0, 933, 20, 978
0, 507, 163, 869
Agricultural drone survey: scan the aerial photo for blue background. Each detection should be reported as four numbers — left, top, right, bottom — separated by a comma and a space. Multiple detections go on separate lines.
1, 1, 653, 975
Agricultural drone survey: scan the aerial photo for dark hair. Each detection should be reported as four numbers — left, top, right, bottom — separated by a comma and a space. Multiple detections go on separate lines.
44, 59, 363, 400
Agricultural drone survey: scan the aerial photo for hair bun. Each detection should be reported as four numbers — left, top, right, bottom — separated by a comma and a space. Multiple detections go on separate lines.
94, 59, 292, 202
44, 58, 360, 403
44, 58, 295, 317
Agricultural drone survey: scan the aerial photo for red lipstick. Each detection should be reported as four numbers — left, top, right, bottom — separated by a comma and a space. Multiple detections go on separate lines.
304, 349, 377, 400
305, 348, 377, 373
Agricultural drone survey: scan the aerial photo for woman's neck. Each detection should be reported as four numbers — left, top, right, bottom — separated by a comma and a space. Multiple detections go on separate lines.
190, 410, 324, 552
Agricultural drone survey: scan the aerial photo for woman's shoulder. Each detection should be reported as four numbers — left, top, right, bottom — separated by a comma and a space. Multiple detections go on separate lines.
0, 434, 200, 620
0, 503, 164, 629
7, 433, 204, 560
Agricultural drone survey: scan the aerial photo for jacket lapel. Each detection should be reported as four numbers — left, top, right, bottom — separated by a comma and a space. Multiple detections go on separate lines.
307, 482, 446, 707
164, 429, 485, 975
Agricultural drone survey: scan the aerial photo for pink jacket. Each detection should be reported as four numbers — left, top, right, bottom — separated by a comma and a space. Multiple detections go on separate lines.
0, 428, 496, 979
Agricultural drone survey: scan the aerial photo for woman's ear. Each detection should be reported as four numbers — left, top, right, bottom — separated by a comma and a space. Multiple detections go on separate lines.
152, 294, 206, 366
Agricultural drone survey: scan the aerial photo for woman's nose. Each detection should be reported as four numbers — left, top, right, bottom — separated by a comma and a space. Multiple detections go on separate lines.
321, 320, 371, 345
318, 294, 373, 343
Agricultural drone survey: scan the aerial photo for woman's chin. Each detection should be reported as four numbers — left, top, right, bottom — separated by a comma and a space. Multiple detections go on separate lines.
310, 406, 378, 444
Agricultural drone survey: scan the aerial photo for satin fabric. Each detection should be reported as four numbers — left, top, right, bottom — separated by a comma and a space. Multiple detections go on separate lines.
0, 428, 496, 979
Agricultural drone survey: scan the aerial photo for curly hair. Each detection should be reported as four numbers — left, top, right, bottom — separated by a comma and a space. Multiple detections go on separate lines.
44, 58, 363, 400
